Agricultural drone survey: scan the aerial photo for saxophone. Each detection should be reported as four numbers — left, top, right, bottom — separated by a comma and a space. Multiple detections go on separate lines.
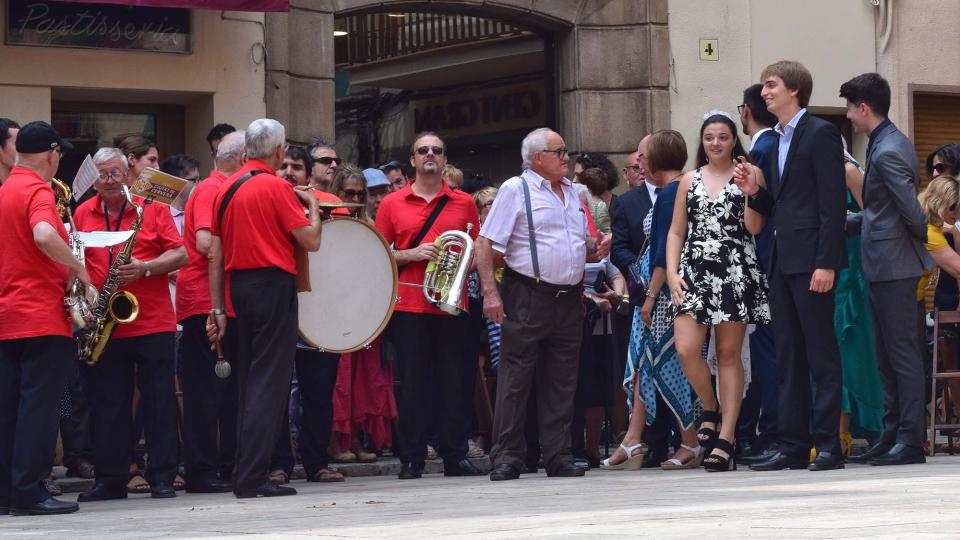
76, 185, 142, 366
51, 178, 97, 330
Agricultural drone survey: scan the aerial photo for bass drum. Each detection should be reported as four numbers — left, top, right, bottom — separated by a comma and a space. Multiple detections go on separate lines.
298, 216, 397, 353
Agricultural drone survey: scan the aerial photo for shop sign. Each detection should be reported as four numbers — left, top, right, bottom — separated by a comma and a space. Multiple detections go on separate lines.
411, 82, 545, 139
54, 0, 289, 11
6, 0, 191, 53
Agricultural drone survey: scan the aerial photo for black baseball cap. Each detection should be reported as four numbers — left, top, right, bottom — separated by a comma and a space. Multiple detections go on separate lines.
15, 121, 74, 154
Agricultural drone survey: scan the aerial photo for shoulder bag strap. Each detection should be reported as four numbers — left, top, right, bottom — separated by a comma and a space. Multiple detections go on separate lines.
407, 194, 449, 249
217, 170, 264, 229
519, 175, 541, 281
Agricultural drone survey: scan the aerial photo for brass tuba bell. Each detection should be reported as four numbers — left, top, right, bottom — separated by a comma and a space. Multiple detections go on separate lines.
422, 225, 474, 316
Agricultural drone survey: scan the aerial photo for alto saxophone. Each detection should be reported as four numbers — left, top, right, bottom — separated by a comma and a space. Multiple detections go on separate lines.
76, 185, 142, 366
51, 178, 97, 330
422, 224, 474, 316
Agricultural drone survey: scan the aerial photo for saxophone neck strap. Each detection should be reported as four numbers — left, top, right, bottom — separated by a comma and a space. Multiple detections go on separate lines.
407, 194, 449, 250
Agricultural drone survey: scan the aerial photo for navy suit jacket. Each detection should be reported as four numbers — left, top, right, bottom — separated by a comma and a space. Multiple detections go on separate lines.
610, 186, 653, 276
750, 129, 777, 274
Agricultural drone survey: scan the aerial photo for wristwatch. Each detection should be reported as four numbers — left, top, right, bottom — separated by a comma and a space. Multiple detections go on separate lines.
144, 261, 152, 278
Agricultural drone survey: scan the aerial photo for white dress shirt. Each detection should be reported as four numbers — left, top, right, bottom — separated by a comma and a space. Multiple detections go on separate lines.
645, 180, 658, 205
775, 108, 806, 175
480, 169, 587, 286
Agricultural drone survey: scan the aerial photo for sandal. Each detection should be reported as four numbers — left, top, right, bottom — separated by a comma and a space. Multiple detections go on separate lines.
173, 474, 186, 491
309, 468, 345, 483
703, 438, 737, 472
126, 474, 152, 494
268, 469, 289, 485
44, 474, 62, 496
331, 451, 357, 463
698, 409, 721, 453
660, 444, 704, 470
599, 442, 645, 470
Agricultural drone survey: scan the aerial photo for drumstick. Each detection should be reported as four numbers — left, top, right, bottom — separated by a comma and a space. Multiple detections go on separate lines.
208, 310, 232, 378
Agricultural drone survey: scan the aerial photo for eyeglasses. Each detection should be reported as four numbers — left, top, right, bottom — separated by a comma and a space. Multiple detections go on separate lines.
934, 163, 951, 174
737, 104, 746, 115
184, 176, 201, 182
341, 189, 366, 199
415, 146, 444, 156
98, 170, 124, 181
541, 147, 568, 158
315, 156, 342, 166
625, 165, 642, 172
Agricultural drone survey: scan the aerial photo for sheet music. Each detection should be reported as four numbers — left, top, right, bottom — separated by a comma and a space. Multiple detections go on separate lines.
71, 155, 98, 201
75, 230, 134, 248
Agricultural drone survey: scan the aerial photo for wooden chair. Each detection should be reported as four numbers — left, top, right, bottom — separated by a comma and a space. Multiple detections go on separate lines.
929, 309, 960, 456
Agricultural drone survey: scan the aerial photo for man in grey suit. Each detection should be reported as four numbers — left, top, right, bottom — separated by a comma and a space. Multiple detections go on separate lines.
841, 73, 932, 466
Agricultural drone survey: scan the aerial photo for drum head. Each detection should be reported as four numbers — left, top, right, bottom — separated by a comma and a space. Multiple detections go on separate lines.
298, 217, 397, 353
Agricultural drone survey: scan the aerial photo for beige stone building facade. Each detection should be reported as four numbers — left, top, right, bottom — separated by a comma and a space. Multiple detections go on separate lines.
0, 0, 956, 184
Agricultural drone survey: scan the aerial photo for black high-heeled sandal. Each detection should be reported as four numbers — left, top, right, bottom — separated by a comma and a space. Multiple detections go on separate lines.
697, 409, 721, 453
703, 438, 737, 472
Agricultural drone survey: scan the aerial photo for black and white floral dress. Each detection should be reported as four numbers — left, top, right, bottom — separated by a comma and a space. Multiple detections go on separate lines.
677, 169, 770, 325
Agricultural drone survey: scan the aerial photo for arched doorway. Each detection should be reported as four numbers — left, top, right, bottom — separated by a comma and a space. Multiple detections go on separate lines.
265, 0, 669, 176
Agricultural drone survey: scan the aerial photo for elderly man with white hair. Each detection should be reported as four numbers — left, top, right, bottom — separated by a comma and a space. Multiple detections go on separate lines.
476, 127, 589, 481
207, 118, 322, 498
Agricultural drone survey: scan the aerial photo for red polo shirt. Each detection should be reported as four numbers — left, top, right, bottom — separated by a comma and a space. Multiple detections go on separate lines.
375, 180, 479, 315
0, 167, 72, 339
75, 193, 182, 339
211, 159, 310, 275
176, 170, 236, 321
313, 188, 350, 216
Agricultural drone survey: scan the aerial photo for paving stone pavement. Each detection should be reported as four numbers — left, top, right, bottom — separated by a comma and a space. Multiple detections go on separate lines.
6, 456, 960, 538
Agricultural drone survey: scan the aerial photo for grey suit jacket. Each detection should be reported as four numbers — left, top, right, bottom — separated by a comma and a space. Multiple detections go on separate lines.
847, 122, 932, 283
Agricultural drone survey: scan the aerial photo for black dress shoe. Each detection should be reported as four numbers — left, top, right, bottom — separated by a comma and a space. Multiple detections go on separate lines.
444, 459, 485, 477
398, 462, 422, 480
78, 483, 128, 503
185, 478, 233, 493
848, 441, 893, 464
739, 446, 778, 466
867, 443, 926, 466
489, 463, 521, 481
808, 451, 845, 471
749, 451, 808, 471
235, 482, 297, 498
150, 482, 177, 498
736, 439, 759, 459
523, 462, 539, 474
10, 497, 79, 516
546, 461, 586, 477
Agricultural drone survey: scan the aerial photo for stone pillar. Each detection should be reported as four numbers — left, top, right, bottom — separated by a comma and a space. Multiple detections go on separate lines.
265, 0, 336, 145
556, 0, 670, 155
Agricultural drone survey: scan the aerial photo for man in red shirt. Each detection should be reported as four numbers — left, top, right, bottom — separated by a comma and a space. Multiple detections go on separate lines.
0, 122, 87, 516
74, 147, 188, 503
375, 132, 483, 479
178, 130, 245, 494
208, 119, 322, 498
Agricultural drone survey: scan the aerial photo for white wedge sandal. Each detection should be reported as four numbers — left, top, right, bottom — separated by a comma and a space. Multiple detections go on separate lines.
599, 442, 645, 470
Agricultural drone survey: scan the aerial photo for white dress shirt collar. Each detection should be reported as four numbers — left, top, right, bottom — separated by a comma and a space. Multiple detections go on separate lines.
749, 127, 773, 151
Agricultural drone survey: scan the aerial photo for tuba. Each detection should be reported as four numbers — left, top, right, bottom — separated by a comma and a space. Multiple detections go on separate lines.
51, 178, 97, 330
422, 225, 474, 316
76, 185, 142, 365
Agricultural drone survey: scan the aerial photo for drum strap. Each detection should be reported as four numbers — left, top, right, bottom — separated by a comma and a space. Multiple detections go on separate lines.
216, 170, 266, 229
407, 195, 449, 249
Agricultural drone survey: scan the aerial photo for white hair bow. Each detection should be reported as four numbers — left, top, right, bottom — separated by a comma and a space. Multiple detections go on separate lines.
703, 109, 735, 122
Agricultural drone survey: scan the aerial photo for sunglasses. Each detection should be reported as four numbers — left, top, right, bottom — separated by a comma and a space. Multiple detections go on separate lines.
415, 146, 444, 156
341, 189, 366, 199
625, 165, 642, 172
934, 163, 951, 174
315, 156, 342, 166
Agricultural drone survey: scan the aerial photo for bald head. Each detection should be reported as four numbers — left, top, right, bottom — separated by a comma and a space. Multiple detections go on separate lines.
635, 134, 652, 188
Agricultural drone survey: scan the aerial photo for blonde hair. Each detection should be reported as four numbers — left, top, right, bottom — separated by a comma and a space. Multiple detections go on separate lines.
472, 186, 498, 214
919, 175, 959, 227
443, 164, 464, 187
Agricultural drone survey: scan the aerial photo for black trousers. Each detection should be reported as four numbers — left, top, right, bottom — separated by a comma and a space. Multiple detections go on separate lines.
0, 336, 72, 508
272, 348, 339, 477
770, 269, 843, 456
60, 359, 95, 469
391, 311, 473, 466
867, 278, 927, 448
490, 271, 582, 473
80, 332, 179, 488
737, 323, 780, 448
230, 268, 298, 493
181, 314, 238, 483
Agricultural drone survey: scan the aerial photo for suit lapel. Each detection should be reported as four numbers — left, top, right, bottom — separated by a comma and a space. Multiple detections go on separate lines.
768, 131, 782, 197
777, 113, 810, 195
862, 123, 896, 202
